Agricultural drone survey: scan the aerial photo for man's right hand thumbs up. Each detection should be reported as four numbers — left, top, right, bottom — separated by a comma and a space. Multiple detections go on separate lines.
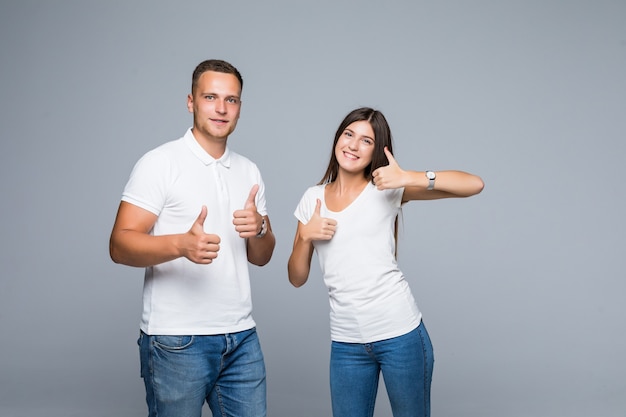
182, 206, 221, 264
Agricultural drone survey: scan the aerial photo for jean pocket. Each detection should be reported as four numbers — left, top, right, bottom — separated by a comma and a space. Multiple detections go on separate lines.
152, 335, 194, 351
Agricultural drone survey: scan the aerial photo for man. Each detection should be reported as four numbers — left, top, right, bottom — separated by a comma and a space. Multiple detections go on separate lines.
110, 59, 275, 417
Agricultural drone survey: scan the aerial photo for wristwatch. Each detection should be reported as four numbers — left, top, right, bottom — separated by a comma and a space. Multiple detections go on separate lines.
425, 171, 436, 191
255, 217, 267, 238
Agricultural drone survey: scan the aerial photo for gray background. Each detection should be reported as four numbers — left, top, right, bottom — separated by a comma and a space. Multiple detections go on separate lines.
1, 1, 624, 416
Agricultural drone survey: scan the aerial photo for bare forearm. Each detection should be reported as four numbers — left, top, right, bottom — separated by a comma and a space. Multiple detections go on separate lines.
402, 170, 484, 200
288, 236, 314, 287
246, 230, 276, 266
109, 230, 182, 268
424, 170, 483, 196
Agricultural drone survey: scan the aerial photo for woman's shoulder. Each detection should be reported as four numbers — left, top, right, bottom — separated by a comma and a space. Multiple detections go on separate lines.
301, 183, 325, 197
365, 181, 404, 206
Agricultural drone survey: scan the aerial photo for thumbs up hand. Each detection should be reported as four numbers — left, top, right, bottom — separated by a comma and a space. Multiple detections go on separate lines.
181, 205, 221, 264
372, 147, 406, 190
301, 199, 337, 242
233, 184, 264, 238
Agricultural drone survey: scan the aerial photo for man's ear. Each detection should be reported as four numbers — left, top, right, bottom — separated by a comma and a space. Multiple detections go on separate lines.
186, 93, 194, 113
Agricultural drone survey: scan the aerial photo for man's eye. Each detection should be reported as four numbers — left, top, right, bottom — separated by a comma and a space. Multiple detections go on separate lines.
205, 95, 215, 100
227, 97, 240, 104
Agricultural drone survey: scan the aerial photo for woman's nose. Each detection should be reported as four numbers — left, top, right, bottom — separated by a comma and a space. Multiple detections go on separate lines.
348, 138, 359, 150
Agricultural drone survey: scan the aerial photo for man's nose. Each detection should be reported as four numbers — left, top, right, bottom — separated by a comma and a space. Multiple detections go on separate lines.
215, 99, 227, 114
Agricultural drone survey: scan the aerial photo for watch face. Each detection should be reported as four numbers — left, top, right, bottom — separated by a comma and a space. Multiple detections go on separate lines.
426, 171, 436, 180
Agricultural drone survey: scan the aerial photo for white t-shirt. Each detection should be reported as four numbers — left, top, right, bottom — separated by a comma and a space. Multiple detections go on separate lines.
294, 182, 422, 343
122, 128, 267, 335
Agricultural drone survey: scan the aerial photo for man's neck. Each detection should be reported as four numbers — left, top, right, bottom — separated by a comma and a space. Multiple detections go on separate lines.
191, 128, 227, 159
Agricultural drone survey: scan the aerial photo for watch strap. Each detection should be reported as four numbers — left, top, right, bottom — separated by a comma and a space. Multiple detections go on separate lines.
255, 217, 267, 238
426, 171, 436, 191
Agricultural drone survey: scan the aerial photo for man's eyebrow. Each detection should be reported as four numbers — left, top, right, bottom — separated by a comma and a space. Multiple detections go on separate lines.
198, 91, 240, 98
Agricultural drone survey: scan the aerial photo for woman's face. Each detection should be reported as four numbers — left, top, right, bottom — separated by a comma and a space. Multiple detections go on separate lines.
334, 120, 376, 175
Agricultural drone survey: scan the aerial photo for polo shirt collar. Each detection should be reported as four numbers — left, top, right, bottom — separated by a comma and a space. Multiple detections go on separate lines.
184, 128, 231, 168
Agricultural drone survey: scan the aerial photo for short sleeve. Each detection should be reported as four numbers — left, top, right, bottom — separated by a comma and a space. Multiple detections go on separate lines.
121, 149, 174, 216
293, 186, 321, 225
254, 170, 269, 216
386, 186, 404, 209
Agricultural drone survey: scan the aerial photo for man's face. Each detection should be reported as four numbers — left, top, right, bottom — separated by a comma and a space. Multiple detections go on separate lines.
187, 70, 242, 142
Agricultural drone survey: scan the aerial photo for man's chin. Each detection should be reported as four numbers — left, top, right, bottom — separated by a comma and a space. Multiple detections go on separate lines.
195, 126, 232, 141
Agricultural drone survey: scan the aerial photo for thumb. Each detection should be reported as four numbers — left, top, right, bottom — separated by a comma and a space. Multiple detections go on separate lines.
244, 184, 259, 209
384, 147, 397, 166
194, 205, 208, 229
313, 198, 322, 216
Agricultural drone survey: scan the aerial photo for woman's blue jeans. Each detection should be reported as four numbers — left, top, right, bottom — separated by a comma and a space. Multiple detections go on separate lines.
330, 322, 434, 417
138, 327, 266, 417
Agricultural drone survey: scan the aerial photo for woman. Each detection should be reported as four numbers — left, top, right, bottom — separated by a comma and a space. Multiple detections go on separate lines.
288, 107, 484, 417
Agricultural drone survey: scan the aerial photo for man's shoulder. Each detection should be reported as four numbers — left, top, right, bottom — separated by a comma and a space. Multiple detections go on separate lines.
131, 137, 188, 174
228, 149, 260, 168
141, 136, 186, 159
153, 136, 186, 152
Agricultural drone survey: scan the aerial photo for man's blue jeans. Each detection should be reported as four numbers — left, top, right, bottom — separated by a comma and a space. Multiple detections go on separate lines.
138, 327, 266, 417
330, 323, 434, 417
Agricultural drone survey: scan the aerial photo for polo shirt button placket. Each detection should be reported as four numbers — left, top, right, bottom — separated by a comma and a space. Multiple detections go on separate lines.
214, 162, 229, 204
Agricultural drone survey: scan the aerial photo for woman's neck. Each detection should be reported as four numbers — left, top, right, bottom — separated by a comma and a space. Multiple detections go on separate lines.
329, 172, 369, 195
